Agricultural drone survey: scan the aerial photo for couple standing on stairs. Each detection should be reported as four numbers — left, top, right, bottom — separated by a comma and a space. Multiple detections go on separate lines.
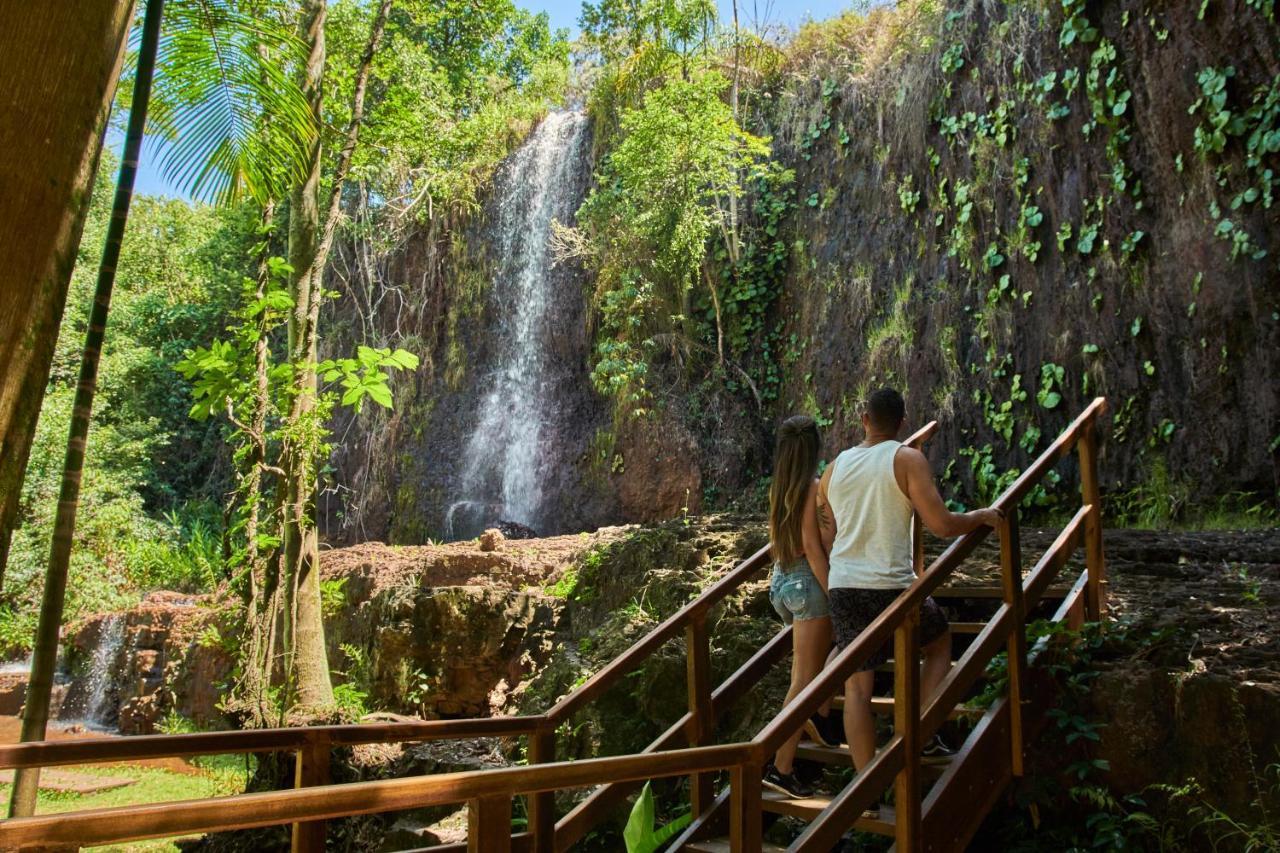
763, 388, 1003, 804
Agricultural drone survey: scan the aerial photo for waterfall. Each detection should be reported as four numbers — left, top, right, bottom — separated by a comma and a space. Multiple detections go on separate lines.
451, 110, 589, 537
79, 614, 125, 729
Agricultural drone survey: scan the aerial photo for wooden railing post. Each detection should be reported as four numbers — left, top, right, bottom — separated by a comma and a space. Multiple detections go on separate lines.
1078, 420, 1107, 621
893, 607, 922, 853
469, 794, 513, 853
292, 732, 330, 853
999, 510, 1028, 778
685, 612, 715, 816
527, 728, 555, 852
729, 761, 762, 852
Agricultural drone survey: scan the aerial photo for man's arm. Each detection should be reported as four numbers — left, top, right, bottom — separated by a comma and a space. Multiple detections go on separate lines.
801, 481, 830, 592
897, 446, 1001, 537
817, 460, 837, 554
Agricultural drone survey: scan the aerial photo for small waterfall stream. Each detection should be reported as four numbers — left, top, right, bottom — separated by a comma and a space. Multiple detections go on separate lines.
450, 110, 589, 537
78, 614, 125, 729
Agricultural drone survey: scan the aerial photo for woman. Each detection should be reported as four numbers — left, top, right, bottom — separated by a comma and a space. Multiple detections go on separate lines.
763, 415, 840, 799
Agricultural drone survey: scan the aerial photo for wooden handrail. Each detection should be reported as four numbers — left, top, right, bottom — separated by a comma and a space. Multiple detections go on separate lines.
553, 626, 793, 850
0, 405, 1110, 853
544, 544, 772, 723
0, 742, 753, 848
755, 398, 1106, 762
990, 396, 1107, 513
0, 715, 548, 770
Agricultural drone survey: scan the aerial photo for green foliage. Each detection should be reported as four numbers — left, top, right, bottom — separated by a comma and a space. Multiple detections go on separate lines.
330, 0, 570, 219
1036, 363, 1064, 409
575, 70, 786, 411
2, 163, 258, 645
1189, 66, 1278, 262
320, 577, 349, 618
623, 782, 691, 853
145, 0, 318, 204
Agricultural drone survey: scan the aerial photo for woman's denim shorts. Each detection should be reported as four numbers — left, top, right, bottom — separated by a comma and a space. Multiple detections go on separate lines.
769, 559, 830, 624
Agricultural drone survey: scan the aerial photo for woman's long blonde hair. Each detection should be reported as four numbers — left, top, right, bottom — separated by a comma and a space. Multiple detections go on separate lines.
768, 415, 821, 566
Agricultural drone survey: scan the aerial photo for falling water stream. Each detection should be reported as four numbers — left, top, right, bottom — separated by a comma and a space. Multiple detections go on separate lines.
449, 110, 589, 538
79, 614, 125, 729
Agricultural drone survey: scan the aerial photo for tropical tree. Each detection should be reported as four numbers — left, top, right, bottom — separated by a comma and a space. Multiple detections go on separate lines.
8, 0, 321, 810
7, 0, 168, 819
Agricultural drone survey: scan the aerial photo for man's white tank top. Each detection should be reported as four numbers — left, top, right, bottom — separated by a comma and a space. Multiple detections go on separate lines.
826, 440, 915, 589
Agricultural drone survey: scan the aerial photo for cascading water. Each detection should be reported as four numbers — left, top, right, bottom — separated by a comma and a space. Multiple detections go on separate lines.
449, 110, 589, 538
77, 614, 125, 729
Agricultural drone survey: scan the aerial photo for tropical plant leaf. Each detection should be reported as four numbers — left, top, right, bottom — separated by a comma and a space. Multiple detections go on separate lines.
144, 0, 317, 205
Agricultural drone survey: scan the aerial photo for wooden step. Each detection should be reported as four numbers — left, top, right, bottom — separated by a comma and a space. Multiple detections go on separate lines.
950, 620, 987, 634
760, 790, 895, 836
794, 741, 954, 779
934, 585, 1071, 599
824, 696, 981, 716
684, 839, 788, 853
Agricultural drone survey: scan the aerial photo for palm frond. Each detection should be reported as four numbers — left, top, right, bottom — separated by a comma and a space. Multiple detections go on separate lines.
146, 0, 316, 205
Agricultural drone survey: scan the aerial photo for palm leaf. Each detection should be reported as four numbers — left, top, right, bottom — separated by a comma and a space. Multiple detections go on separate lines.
146, 0, 316, 205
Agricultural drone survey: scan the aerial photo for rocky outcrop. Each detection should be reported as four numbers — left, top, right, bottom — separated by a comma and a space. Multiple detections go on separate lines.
61, 592, 230, 734
320, 530, 628, 717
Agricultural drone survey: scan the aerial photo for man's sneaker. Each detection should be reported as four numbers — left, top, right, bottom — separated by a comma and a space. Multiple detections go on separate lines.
921, 733, 956, 764
803, 712, 843, 747
762, 763, 815, 798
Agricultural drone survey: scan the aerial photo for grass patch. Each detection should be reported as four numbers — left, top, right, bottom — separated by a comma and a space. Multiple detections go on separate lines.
0, 755, 252, 852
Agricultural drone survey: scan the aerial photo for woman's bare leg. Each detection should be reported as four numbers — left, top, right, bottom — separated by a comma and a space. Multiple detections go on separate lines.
774, 616, 832, 774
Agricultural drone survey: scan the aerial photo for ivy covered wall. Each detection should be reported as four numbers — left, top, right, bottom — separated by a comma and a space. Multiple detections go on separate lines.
731, 0, 1279, 516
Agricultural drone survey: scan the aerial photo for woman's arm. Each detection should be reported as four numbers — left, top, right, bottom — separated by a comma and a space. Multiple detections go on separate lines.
801, 479, 830, 592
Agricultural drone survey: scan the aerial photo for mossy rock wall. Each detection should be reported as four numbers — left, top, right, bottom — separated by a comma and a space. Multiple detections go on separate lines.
708, 0, 1279, 510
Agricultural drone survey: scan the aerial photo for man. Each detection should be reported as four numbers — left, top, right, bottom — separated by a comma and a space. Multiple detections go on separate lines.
818, 387, 1001, 773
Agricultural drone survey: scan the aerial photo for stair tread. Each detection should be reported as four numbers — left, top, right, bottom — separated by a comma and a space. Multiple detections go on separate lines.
684, 840, 788, 853
760, 790, 896, 835
794, 741, 955, 777
934, 584, 1071, 598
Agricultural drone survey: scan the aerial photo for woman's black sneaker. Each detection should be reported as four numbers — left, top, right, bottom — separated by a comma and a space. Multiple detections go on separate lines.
762, 763, 815, 798
921, 733, 956, 764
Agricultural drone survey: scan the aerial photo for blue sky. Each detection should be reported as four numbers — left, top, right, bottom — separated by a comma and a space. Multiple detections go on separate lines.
122, 0, 859, 198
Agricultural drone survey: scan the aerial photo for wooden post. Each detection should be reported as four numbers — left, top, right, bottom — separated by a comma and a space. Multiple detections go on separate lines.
729, 761, 762, 852
527, 729, 556, 852
894, 608, 922, 853
685, 613, 715, 816
469, 794, 513, 853
1078, 421, 1107, 621
998, 511, 1028, 778
292, 733, 330, 853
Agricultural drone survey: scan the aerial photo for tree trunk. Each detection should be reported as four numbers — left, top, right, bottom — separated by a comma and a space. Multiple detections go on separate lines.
7, 0, 165, 817
281, 0, 392, 710
283, 0, 334, 710
0, 0, 135, 591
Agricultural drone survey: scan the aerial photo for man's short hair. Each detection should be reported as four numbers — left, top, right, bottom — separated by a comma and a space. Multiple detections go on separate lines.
866, 387, 905, 432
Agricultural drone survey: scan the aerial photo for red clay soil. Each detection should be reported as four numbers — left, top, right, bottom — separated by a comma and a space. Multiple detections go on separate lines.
319, 527, 631, 594
0, 716, 201, 776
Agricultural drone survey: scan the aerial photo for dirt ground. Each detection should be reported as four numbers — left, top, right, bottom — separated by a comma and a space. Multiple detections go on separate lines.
942, 526, 1280, 681
319, 525, 632, 593
0, 716, 201, 776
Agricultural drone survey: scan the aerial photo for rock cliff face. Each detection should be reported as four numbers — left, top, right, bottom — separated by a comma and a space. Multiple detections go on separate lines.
755, 0, 1278, 506
317, 533, 629, 717
325, 0, 1277, 543
58, 592, 230, 734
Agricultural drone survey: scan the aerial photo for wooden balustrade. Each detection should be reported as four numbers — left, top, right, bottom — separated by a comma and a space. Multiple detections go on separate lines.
0, 402, 1110, 853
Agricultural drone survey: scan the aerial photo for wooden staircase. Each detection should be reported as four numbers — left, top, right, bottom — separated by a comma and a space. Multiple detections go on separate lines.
0, 399, 1109, 853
